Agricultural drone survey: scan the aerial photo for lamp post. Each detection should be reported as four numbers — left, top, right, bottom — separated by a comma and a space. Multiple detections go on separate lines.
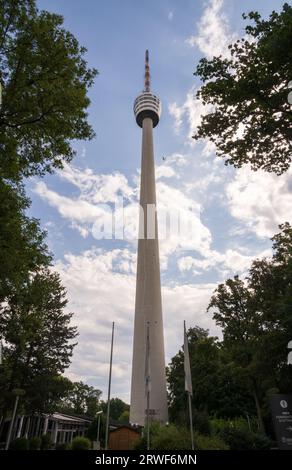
96, 411, 103, 450
105, 322, 115, 450
5, 388, 25, 450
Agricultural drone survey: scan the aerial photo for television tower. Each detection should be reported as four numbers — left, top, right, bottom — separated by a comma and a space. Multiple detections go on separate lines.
130, 50, 168, 426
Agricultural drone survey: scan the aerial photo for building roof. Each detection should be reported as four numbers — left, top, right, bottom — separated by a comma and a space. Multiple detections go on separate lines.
109, 421, 141, 434
51, 412, 91, 424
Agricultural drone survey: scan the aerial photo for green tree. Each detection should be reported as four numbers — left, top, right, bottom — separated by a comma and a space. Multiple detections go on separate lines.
208, 223, 292, 433
0, 0, 97, 180
60, 381, 102, 416
0, 268, 78, 417
118, 410, 130, 424
0, 180, 51, 302
208, 277, 266, 432
86, 413, 106, 446
167, 326, 254, 423
0, 0, 97, 436
100, 397, 130, 421
194, 3, 292, 174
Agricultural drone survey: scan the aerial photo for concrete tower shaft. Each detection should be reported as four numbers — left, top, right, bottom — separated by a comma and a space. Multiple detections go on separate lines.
130, 51, 168, 426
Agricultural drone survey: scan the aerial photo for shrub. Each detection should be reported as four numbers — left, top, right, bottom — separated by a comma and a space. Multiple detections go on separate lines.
193, 410, 211, 436
71, 436, 91, 451
151, 425, 191, 450
211, 416, 257, 434
219, 427, 271, 450
133, 434, 147, 450
134, 424, 190, 450
194, 432, 229, 450
55, 442, 70, 450
41, 433, 52, 450
29, 436, 41, 450
134, 423, 228, 450
9, 437, 29, 450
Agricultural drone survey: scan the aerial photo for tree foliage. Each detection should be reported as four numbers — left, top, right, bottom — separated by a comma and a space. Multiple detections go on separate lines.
0, 0, 97, 180
0, 268, 78, 415
134, 423, 228, 450
168, 224, 292, 437
194, 3, 292, 174
0, 180, 50, 302
167, 326, 254, 422
59, 381, 102, 417
0, 0, 98, 422
100, 397, 130, 421
208, 223, 292, 431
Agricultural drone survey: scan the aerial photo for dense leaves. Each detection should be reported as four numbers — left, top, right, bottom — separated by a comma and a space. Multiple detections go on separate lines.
134, 423, 229, 450
0, 0, 97, 180
208, 223, 292, 431
0, 180, 50, 302
194, 4, 292, 174
167, 224, 292, 438
100, 397, 130, 421
167, 326, 255, 422
59, 381, 102, 417
0, 269, 78, 414
0, 0, 98, 423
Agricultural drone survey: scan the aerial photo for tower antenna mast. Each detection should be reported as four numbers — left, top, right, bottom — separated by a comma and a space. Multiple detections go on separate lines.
144, 49, 150, 92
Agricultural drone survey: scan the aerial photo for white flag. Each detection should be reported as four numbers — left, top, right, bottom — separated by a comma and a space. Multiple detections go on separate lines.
184, 321, 193, 396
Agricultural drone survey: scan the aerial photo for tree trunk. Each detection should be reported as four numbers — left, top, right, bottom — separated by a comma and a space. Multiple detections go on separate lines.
252, 378, 265, 434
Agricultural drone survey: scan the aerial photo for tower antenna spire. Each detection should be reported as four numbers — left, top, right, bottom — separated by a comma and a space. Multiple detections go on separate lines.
144, 49, 150, 92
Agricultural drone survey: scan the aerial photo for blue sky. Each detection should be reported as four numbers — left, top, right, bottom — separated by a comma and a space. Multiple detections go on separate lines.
30, 0, 291, 402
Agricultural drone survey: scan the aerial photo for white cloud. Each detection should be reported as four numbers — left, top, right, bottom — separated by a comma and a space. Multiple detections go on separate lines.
186, 0, 236, 59
34, 161, 213, 268
162, 153, 188, 167
178, 246, 272, 277
169, 0, 237, 143
168, 102, 184, 134
168, 11, 173, 21
226, 166, 292, 237
55, 247, 219, 401
35, 181, 106, 223
28, 0, 287, 406
156, 165, 176, 179
163, 282, 221, 360
156, 180, 211, 264
169, 87, 213, 144
57, 163, 134, 204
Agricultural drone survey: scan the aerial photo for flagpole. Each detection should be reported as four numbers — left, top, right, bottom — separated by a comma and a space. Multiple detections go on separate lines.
184, 320, 194, 450
105, 321, 115, 450
188, 392, 194, 450
146, 321, 150, 451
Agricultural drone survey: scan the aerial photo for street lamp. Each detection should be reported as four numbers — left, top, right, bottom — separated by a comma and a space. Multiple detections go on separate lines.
95, 411, 103, 450
5, 388, 26, 450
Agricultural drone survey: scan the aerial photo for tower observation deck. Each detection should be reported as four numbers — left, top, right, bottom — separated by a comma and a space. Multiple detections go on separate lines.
130, 51, 168, 427
133, 50, 161, 128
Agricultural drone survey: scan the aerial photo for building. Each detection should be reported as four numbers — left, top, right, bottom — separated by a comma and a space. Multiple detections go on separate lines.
130, 51, 168, 426
109, 423, 140, 450
0, 412, 92, 448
